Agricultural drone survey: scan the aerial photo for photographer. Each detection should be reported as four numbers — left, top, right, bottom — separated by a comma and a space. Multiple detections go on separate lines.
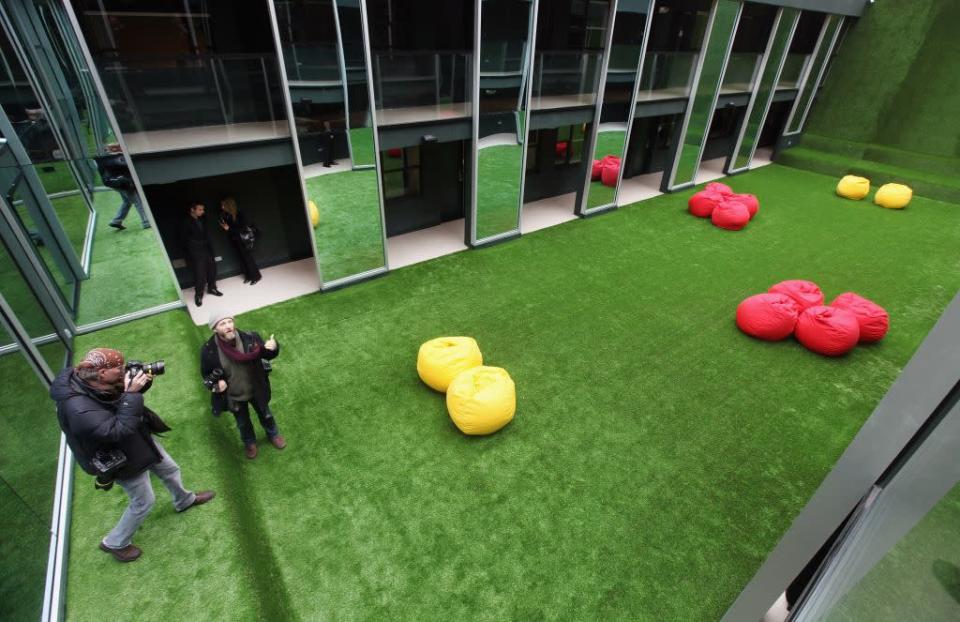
201, 313, 285, 459
50, 348, 214, 563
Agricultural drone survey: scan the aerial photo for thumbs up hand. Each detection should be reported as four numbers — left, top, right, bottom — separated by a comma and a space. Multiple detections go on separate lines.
264, 333, 277, 351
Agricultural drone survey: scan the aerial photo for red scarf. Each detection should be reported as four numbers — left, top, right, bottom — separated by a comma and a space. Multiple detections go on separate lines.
216, 334, 262, 362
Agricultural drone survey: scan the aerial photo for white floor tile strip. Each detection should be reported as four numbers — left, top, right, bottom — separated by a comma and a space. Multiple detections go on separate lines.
182, 257, 320, 326
387, 219, 469, 269
521, 192, 578, 234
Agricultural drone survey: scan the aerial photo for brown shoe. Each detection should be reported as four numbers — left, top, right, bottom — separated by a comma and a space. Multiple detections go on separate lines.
271, 435, 287, 450
245, 443, 258, 459
99, 541, 142, 562
178, 490, 215, 513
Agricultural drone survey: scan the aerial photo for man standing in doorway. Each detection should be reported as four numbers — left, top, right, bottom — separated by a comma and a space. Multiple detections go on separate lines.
201, 313, 286, 459
181, 203, 223, 307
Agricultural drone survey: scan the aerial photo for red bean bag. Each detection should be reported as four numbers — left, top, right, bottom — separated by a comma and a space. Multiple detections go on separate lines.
601, 160, 620, 187
732, 193, 759, 218
688, 190, 723, 218
768, 280, 823, 312
831, 292, 889, 343
736, 293, 800, 341
795, 306, 861, 356
387, 147, 402, 158
711, 200, 750, 230
706, 181, 734, 196
592, 159, 603, 180
556, 141, 568, 157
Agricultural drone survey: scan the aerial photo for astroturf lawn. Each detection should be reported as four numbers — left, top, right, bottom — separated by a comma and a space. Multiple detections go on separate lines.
64, 164, 960, 620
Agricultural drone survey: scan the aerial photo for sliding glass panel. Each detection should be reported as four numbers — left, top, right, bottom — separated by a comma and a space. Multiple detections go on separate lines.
271, 0, 387, 284
727, 8, 799, 173
473, 0, 536, 242
581, 0, 651, 213
784, 14, 842, 135
0, 150, 78, 311
793, 396, 960, 621
666, 0, 741, 190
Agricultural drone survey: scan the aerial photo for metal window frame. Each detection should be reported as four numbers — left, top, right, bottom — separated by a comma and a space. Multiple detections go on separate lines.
725, 7, 800, 175
783, 13, 843, 136
470, 0, 540, 247
663, 0, 743, 193
721, 292, 960, 621
265, 0, 326, 287
575, 0, 623, 217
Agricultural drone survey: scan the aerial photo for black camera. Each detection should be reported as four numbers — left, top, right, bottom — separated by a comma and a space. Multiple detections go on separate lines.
203, 367, 225, 391
125, 359, 165, 376
91, 448, 127, 491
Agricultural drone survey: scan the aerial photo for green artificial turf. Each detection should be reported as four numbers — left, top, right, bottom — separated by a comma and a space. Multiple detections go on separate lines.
63, 164, 960, 620
305, 170, 386, 283
826, 484, 960, 620
0, 483, 50, 622
476, 145, 522, 239
349, 127, 375, 166
75, 190, 180, 326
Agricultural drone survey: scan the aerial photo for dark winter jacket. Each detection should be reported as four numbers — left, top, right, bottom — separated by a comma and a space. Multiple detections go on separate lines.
200, 331, 279, 415
49, 368, 171, 480
94, 153, 134, 192
180, 215, 215, 257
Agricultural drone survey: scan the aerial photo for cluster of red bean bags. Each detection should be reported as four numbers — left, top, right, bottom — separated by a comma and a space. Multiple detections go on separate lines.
688, 182, 760, 231
556, 141, 569, 157
736, 279, 889, 357
591, 155, 621, 187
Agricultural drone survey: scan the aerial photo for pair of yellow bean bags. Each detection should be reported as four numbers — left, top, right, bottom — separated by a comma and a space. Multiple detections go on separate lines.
417, 337, 515, 436
836, 176, 912, 209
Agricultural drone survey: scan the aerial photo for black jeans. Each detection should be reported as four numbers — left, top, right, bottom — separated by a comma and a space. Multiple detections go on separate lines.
231, 240, 261, 282
189, 249, 218, 294
230, 395, 279, 445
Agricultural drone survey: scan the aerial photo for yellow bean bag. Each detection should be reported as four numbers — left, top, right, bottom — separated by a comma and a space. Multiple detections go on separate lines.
874, 183, 912, 209
417, 337, 483, 392
836, 175, 870, 200
446, 366, 516, 435
308, 200, 320, 226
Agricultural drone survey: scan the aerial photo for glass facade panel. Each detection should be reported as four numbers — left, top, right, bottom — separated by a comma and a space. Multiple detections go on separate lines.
785, 14, 842, 134
667, 0, 740, 189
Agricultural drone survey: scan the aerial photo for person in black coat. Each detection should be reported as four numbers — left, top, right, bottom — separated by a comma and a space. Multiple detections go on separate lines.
201, 313, 285, 459
95, 144, 149, 230
218, 197, 261, 284
181, 202, 223, 307
50, 348, 214, 562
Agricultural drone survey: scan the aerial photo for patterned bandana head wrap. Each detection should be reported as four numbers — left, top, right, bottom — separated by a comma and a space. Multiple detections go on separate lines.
76, 348, 124, 371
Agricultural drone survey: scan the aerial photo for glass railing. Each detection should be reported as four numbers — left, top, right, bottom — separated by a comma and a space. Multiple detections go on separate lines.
721, 53, 762, 93
282, 43, 341, 83
371, 51, 472, 125
778, 53, 810, 88
530, 51, 603, 110
97, 53, 287, 136
481, 40, 526, 75
636, 51, 699, 100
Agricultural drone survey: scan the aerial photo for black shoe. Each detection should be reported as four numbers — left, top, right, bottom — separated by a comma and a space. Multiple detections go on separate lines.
195, 294, 203, 307
109, 222, 126, 230
243, 278, 251, 284
249, 277, 261, 285
207, 288, 223, 297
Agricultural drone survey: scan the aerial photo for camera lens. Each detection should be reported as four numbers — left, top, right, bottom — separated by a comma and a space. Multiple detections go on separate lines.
147, 360, 166, 376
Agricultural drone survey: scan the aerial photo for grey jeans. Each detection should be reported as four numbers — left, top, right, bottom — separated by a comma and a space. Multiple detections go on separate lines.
102, 440, 196, 549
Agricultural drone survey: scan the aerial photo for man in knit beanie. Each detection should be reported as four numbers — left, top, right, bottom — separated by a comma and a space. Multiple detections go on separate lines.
200, 312, 285, 459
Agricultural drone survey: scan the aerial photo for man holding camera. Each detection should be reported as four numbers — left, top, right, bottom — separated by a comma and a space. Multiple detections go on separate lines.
201, 313, 286, 459
50, 348, 215, 562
